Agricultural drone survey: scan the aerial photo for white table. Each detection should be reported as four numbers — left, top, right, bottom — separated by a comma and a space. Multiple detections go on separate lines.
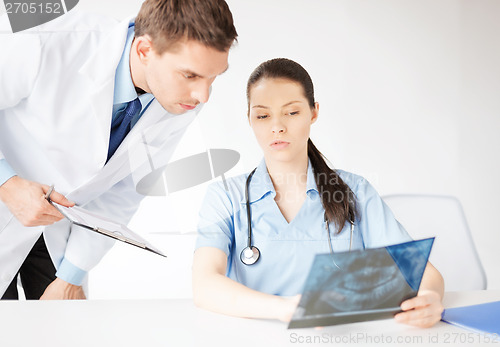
1, 290, 499, 347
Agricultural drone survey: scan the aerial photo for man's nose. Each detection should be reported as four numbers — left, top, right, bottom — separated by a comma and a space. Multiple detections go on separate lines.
191, 81, 211, 104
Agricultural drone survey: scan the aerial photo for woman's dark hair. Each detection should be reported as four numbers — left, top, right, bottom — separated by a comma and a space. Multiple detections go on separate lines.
246, 58, 358, 233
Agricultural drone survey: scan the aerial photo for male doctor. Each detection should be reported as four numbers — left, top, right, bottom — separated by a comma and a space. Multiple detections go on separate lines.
0, 0, 237, 299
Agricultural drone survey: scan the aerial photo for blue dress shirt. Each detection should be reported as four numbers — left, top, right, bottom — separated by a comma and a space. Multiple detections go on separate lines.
195, 159, 412, 296
0, 160, 16, 187
111, 23, 155, 127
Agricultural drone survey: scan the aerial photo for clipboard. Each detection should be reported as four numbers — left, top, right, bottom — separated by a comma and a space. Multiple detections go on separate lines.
288, 238, 434, 329
50, 202, 166, 258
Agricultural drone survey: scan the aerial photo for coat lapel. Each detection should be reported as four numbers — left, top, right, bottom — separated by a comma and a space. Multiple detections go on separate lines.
78, 16, 134, 167
66, 100, 199, 205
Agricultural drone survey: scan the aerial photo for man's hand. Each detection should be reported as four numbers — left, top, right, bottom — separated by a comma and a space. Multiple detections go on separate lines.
394, 290, 444, 328
40, 278, 86, 300
0, 176, 74, 226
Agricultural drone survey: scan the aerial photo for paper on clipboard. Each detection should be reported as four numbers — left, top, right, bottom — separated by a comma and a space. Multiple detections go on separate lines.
52, 203, 166, 257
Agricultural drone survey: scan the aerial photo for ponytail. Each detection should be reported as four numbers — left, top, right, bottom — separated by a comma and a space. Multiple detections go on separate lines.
308, 139, 357, 234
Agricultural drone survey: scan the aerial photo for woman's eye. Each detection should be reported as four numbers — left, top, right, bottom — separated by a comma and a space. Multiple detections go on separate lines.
288, 111, 299, 116
256, 115, 268, 119
184, 74, 197, 79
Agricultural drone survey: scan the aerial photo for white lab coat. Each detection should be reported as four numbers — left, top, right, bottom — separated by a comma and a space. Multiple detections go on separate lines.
0, 12, 201, 296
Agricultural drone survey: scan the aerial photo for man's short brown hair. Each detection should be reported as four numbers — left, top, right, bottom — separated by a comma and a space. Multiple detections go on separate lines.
135, 0, 237, 54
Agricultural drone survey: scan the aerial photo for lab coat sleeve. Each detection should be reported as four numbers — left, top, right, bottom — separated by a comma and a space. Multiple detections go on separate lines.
195, 181, 235, 256
0, 30, 42, 161
56, 175, 144, 284
353, 177, 412, 248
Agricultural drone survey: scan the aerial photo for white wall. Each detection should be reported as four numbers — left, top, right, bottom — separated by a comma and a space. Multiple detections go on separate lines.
31, 0, 498, 297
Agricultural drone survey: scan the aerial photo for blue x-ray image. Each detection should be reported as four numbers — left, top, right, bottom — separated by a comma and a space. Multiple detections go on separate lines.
288, 238, 434, 329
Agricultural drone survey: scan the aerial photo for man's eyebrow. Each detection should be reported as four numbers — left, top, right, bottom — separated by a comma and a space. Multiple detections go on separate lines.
180, 64, 229, 78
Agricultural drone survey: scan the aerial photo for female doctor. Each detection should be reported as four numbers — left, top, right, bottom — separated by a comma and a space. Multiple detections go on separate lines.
192, 58, 444, 327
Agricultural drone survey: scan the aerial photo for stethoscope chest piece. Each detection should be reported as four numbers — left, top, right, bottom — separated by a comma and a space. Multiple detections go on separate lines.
240, 246, 260, 265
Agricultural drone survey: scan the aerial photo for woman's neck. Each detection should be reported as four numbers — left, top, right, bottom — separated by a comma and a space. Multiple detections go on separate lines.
264, 154, 309, 223
265, 155, 309, 190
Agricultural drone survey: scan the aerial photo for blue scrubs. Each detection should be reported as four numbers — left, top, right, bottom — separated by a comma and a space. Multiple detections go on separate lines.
195, 159, 411, 296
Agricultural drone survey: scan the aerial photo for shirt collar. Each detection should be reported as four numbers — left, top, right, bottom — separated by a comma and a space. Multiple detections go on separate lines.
113, 22, 138, 105
305, 160, 319, 196
241, 158, 274, 205
241, 158, 319, 205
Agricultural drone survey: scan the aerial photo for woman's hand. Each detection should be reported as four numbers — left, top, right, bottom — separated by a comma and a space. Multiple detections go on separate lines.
394, 289, 444, 328
276, 294, 301, 322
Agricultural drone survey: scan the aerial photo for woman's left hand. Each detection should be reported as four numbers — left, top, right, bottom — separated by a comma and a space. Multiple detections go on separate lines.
394, 290, 444, 328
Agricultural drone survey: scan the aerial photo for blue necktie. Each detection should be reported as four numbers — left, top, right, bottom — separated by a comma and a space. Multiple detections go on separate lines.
107, 98, 141, 162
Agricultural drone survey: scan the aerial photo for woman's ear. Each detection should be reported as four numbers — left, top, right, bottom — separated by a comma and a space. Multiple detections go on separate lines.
311, 102, 319, 124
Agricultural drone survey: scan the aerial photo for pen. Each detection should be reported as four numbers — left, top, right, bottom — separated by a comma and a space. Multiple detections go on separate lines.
45, 184, 55, 203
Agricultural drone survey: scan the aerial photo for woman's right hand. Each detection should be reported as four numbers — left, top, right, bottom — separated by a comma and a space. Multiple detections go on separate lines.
194, 247, 302, 322
277, 294, 301, 322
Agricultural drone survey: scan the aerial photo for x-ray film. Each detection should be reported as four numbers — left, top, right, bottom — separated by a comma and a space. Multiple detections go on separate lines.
288, 238, 434, 329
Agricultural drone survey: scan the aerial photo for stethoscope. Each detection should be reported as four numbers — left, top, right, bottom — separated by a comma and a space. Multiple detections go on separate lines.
240, 168, 354, 266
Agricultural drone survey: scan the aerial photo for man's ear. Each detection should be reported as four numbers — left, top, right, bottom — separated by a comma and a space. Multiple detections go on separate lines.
311, 102, 319, 124
134, 35, 154, 64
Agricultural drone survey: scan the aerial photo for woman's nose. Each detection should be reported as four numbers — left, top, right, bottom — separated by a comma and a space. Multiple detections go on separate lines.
271, 122, 285, 134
